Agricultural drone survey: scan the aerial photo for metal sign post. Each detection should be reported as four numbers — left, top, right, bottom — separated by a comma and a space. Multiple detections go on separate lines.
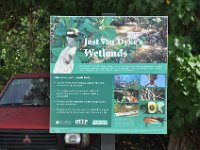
101, 134, 115, 150
100, 13, 116, 150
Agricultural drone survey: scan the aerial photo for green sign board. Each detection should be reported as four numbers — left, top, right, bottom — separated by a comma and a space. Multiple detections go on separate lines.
50, 16, 168, 134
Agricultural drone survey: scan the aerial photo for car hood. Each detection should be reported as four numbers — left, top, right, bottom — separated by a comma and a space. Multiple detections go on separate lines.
0, 106, 50, 130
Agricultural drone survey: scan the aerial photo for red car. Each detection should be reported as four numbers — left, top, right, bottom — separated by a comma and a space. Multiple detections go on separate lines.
0, 72, 100, 150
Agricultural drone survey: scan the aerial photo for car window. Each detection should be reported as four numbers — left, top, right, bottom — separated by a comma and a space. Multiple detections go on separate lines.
0, 78, 50, 105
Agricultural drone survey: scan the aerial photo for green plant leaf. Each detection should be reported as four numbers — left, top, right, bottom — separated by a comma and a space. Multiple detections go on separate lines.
103, 17, 113, 26
196, 21, 200, 31
196, 109, 200, 118
55, 23, 67, 36
69, 17, 78, 28
86, 23, 98, 33
173, 110, 184, 128
101, 27, 117, 40
186, 109, 196, 124
197, 80, 200, 93
76, 51, 89, 63
146, 0, 150, 3
51, 47, 64, 58
151, 0, 158, 8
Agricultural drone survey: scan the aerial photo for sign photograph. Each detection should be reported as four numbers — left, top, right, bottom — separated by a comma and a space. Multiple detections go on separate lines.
50, 16, 168, 134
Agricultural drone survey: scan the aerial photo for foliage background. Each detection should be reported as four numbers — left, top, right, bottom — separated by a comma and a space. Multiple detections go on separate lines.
0, 0, 200, 149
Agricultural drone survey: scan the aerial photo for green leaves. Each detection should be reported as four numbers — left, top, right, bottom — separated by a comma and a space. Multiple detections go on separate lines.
171, 36, 192, 57
0, 6, 50, 91
196, 80, 200, 93
69, 18, 78, 28
168, 35, 200, 134
174, 110, 184, 128
103, 17, 113, 26
76, 51, 89, 63
196, 21, 200, 31
101, 27, 117, 40
51, 47, 64, 62
196, 109, 200, 118
85, 23, 98, 33
55, 23, 67, 36
83, 18, 98, 33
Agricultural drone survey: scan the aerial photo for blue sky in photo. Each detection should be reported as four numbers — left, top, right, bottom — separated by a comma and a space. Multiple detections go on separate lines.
140, 75, 166, 87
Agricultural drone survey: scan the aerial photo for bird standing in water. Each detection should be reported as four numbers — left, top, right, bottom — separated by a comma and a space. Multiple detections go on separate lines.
53, 28, 79, 74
